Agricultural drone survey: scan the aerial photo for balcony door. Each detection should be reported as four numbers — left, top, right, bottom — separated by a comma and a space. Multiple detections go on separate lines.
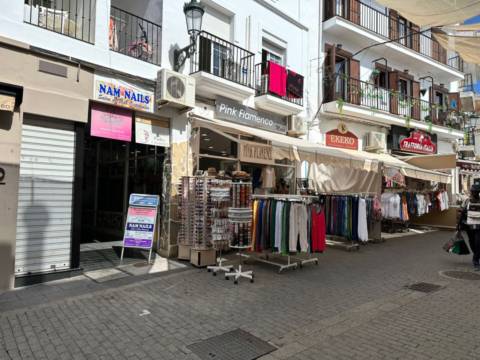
334, 56, 349, 101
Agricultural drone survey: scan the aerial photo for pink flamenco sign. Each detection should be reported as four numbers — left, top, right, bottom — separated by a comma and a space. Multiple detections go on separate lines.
90, 102, 132, 141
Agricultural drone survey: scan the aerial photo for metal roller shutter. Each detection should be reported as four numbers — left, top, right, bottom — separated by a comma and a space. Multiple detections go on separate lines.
15, 120, 75, 275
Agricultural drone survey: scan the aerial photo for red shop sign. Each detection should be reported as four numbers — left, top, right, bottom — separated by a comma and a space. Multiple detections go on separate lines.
325, 125, 358, 150
400, 130, 437, 155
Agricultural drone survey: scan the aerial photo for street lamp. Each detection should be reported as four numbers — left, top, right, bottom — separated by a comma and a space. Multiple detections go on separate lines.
419, 76, 434, 97
174, 0, 205, 71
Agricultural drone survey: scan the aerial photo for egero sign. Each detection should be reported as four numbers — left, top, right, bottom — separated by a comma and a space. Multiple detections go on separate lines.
325, 123, 358, 150
215, 97, 287, 134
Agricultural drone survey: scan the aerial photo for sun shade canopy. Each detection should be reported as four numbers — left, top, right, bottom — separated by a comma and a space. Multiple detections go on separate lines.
373, 0, 480, 27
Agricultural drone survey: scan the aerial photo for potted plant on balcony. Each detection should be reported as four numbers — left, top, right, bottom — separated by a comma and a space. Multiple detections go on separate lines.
404, 115, 412, 129
336, 98, 345, 114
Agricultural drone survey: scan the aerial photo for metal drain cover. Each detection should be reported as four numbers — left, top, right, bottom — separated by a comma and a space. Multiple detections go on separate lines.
441, 270, 480, 281
406, 282, 443, 293
187, 329, 276, 360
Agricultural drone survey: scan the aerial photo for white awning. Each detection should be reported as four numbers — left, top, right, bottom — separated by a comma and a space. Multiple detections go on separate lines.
190, 115, 451, 183
373, 0, 480, 27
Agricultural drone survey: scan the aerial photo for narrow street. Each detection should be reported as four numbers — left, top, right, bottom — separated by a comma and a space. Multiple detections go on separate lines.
2, 231, 480, 360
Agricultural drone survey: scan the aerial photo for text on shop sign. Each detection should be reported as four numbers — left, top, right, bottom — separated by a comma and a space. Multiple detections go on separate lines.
325, 128, 358, 150
239, 141, 274, 165
215, 97, 287, 134
400, 130, 437, 155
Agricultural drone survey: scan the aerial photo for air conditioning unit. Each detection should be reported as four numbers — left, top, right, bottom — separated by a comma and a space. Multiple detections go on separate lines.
287, 115, 307, 137
156, 69, 195, 110
364, 131, 386, 152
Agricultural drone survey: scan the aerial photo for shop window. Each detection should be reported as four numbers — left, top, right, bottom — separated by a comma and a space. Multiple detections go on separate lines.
198, 158, 237, 175
199, 128, 237, 158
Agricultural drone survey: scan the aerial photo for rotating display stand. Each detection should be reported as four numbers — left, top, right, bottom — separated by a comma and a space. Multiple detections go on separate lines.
207, 180, 234, 275
225, 181, 254, 284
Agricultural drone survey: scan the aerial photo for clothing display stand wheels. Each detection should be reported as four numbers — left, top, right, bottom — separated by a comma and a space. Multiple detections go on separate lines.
255, 253, 298, 273
225, 245, 254, 284
291, 254, 319, 268
325, 237, 360, 251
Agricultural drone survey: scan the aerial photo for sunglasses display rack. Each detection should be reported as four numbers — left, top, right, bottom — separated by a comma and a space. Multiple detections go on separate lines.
225, 181, 255, 284
177, 176, 196, 260
178, 175, 233, 267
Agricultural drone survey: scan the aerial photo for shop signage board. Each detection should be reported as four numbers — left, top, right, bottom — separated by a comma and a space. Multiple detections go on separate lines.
215, 97, 287, 134
135, 116, 170, 147
400, 130, 437, 155
0, 94, 15, 112
91, 102, 132, 141
239, 141, 275, 165
94, 74, 154, 113
325, 123, 358, 150
121, 194, 160, 263
457, 161, 480, 172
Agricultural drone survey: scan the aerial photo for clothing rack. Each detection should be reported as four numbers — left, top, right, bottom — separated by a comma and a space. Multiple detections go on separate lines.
251, 194, 321, 272
252, 194, 318, 201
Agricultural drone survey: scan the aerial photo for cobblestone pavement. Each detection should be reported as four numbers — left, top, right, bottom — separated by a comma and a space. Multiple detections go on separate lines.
1, 231, 480, 360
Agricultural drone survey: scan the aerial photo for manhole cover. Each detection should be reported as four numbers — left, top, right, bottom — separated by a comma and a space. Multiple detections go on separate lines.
441, 270, 480, 281
406, 282, 443, 293
187, 329, 276, 360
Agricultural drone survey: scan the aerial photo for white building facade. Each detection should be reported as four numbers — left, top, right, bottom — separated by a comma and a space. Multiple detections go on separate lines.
0, 0, 321, 289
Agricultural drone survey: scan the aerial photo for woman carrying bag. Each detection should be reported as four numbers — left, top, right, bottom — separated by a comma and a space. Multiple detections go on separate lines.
458, 183, 480, 270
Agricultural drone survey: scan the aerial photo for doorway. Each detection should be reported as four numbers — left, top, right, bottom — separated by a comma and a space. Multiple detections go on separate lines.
80, 130, 166, 271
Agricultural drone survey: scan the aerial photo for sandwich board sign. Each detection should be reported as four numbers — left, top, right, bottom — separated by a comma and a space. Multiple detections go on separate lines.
121, 194, 160, 263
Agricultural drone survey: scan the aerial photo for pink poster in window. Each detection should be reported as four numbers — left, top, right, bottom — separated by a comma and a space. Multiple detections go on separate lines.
90, 103, 132, 141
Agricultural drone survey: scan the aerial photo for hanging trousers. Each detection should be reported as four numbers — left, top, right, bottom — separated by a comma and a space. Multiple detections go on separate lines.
289, 203, 309, 252
274, 201, 284, 251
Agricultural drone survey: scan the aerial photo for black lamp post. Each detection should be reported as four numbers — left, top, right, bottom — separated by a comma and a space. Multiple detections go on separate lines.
174, 0, 205, 72
419, 76, 434, 97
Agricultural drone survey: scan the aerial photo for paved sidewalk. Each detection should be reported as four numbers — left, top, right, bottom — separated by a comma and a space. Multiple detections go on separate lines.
1, 231, 479, 360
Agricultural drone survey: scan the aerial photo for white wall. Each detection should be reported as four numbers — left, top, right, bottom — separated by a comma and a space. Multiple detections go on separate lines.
163, 0, 321, 134
0, 0, 160, 80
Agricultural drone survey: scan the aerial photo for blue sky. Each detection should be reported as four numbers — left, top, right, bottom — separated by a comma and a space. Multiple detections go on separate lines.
464, 15, 480, 24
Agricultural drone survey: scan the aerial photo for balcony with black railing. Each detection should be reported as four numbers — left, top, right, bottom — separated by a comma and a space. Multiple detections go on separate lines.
255, 63, 304, 106
24, 0, 96, 43
189, 31, 255, 101
109, 6, 162, 66
323, 0, 464, 72
324, 73, 463, 129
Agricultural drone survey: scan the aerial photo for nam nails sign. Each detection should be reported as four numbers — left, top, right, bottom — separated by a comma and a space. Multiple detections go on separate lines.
325, 123, 358, 150
94, 74, 154, 113
400, 130, 437, 155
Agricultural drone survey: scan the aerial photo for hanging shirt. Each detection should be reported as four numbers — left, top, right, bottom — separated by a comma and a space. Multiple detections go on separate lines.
260, 166, 276, 189
268, 61, 287, 97
311, 205, 326, 252
357, 198, 369, 243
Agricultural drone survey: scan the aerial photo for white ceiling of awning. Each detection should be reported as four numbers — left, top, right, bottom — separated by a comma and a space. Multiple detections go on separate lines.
373, 0, 480, 27
374, 1, 480, 64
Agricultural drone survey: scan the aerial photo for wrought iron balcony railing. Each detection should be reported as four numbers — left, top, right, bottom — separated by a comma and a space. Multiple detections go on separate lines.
24, 0, 95, 43
325, 73, 462, 128
190, 31, 255, 89
109, 6, 162, 65
254, 63, 304, 106
324, 0, 463, 71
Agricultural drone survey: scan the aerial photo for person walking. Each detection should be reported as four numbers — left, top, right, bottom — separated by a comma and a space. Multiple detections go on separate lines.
459, 183, 480, 270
